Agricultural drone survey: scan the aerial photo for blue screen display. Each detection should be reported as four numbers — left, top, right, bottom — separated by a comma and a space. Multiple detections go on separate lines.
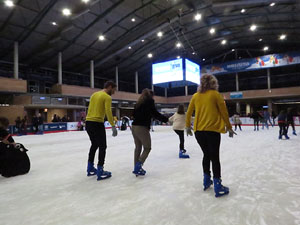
185, 59, 200, 85
152, 59, 183, 84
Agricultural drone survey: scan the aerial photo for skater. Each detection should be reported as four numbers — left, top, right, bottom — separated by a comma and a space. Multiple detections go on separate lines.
32, 114, 39, 134
232, 112, 242, 131
131, 88, 168, 176
15, 116, 21, 135
287, 108, 297, 136
37, 113, 44, 134
85, 81, 118, 181
277, 110, 289, 139
121, 116, 131, 130
168, 104, 190, 158
21, 116, 27, 135
251, 110, 262, 131
186, 74, 236, 198
262, 109, 272, 129
272, 111, 277, 126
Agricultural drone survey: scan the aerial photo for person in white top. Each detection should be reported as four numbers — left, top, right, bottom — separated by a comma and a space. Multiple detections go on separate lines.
169, 104, 190, 158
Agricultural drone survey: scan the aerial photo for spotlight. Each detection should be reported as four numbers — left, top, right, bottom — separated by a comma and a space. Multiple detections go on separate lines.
263, 46, 269, 51
176, 42, 182, 48
81, 0, 90, 3
62, 8, 71, 16
147, 53, 153, 58
241, 9, 246, 13
4, 0, 14, 7
128, 46, 132, 49
209, 28, 215, 34
270, 2, 275, 6
131, 18, 136, 22
221, 40, 227, 45
259, 38, 263, 42
232, 49, 235, 52
157, 32, 163, 37
141, 40, 145, 42
203, 58, 205, 61
177, 56, 181, 59
250, 24, 257, 31
52, 22, 57, 26
279, 34, 286, 40
192, 52, 196, 55
98, 35, 105, 41
194, 13, 202, 21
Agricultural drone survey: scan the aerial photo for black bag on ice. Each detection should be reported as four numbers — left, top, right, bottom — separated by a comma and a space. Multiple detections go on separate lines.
0, 143, 30, 177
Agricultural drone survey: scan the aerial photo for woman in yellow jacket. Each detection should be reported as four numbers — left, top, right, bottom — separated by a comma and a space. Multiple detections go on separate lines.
186, 74, 236, 197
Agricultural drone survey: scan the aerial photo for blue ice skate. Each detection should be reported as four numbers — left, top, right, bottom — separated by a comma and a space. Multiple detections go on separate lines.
284, 135, 290, 140
203, 173, 213, 191
293, 131, 297, 136
179, 149, 190, 159
213, 178, 229, 198
87, 162, 97, 176
278, 135, 282, 140
132, 162, 146, 176
97, 166, 112, 180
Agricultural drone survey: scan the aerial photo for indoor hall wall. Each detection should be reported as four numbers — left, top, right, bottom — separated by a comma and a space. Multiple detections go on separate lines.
47, 109, 67, 123
0, 105, 25, 125
0, 77, 27, 93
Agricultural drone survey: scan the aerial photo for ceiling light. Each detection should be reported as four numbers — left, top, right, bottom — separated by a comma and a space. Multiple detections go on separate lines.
241, 9, 246, 13
250, 24, 257, 31
4, 0, 14, 7
98, 35, 105, 41
209, 28, 215, 34
221, 39, 227, 45
263, 46, 269, 51
259, 38, 263, 42
81, 0, 90, 3
270, 2, 275, 6
141, 39, 145, 42
131, 18, 136, 22
176, 42, 182, 48
52, 22, 57, 26
279, 34, 286, 40
147, 53, 153, 58
232, 49, 235, 52
157, 31, 163, 37
62, 8, 71, 16
203, 58, 206, 61
194, 13, 202, 21
128, 46, 132, 49
177, 56, 181, 59
192, 52, 196, 55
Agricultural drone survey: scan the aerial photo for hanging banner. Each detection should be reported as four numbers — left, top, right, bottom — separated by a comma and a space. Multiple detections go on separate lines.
201, 51, 300, 75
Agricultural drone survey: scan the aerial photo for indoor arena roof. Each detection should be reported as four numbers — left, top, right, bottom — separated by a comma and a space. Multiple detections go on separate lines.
0, 0, 299, 80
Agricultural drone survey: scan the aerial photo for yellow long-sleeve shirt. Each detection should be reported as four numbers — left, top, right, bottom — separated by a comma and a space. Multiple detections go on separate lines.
86, 91, 115, 126
186, 90, 232, 133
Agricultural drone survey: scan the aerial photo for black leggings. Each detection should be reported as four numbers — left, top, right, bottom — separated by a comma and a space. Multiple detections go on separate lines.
86, 121, 107, 166
174, 130, 184, 150
235, 124, 241, 130
279, 123, 287, 136
254, 119, 259, 130
287, 121, 295, 132
195, 131, 221, 178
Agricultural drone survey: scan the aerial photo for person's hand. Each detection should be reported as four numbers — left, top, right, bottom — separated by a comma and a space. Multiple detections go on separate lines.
112, 126, 118, 137
227, 128, 237, 138
186, 127, 193, 136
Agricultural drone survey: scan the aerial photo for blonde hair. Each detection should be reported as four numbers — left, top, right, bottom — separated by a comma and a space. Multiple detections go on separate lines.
136, 88, 152, 108
198, 74, 219, 93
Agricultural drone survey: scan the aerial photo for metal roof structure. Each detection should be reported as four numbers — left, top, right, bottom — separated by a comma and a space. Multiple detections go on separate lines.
0, 0, 299, 83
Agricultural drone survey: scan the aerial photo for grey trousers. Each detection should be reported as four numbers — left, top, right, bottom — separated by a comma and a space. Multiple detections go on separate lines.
132, 125, 151, 165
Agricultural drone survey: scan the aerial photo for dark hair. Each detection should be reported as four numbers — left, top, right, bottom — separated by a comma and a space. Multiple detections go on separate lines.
136, 88, 152, 108
177, 104, 185, 114
104, 81, 117, 89
0, 117, 9, 129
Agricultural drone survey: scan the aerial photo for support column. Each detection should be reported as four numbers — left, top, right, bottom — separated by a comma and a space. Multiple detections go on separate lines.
90, 60, 94, 88
135, 71, 138, 94
164, 88, 167, 97
185, 85, 188, 96
115, 66, 119, 91
236, 102, 240, 114
267, 68, 271, 92
235, 73, 239, 91
267, 99, 272, 114
246, 104, 251, 115
58, 52, 62, 85
152, 85, 154, 91
14, 42, 19, 79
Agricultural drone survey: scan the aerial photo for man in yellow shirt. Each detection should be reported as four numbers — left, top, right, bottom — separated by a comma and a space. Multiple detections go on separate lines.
186, 74, 236, 197
86, 81, 118, 181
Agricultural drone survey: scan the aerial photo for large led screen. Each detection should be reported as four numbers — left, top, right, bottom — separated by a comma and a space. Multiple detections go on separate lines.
185, 59, 200, 85
152, 59, 184, 84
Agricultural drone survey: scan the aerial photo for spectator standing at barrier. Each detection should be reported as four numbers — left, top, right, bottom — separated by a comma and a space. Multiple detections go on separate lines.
232, 112, 242, 131
131, 88, 168, 176
185, 74, 236, 198
169, 104, 190, 159
37, 113, 44, 134
32, 115, 39, 134
62, 115, 68, 122
287, 108, 297, 136
278, 110, 289, 140
52, 114, 58, 122
15, 117, 21, 135
21, 116, 27, 135
85, 81, 118, 181
77, 117, 86, 131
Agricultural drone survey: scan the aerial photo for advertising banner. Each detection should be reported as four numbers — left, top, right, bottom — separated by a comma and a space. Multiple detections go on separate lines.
201, 51, 300, 75
67, 122, 78, 131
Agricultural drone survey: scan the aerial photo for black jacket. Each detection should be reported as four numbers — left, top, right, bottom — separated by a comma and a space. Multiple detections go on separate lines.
132, 98, 168, 129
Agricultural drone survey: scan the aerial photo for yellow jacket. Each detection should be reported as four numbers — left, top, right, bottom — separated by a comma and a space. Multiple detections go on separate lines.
86, 91, 115, 126
186, 90, 232, 133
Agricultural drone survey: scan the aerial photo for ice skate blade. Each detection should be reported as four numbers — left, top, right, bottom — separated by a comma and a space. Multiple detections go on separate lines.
97, 174, 112, 181
215, 191, 229, 198
87, 172, 96, 176
179, 155, 190, 159
132, 171, 145, 177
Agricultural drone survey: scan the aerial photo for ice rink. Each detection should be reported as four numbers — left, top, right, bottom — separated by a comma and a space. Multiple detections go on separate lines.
1, 126, 300, 225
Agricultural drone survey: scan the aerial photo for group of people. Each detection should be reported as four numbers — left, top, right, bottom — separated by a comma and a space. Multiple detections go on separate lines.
15, 116, 28, 135
52, 114, 71, 123
85, 76, 236, 198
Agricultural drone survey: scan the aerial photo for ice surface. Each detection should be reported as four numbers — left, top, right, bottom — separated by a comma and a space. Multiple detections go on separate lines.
1, 126, 300, 225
